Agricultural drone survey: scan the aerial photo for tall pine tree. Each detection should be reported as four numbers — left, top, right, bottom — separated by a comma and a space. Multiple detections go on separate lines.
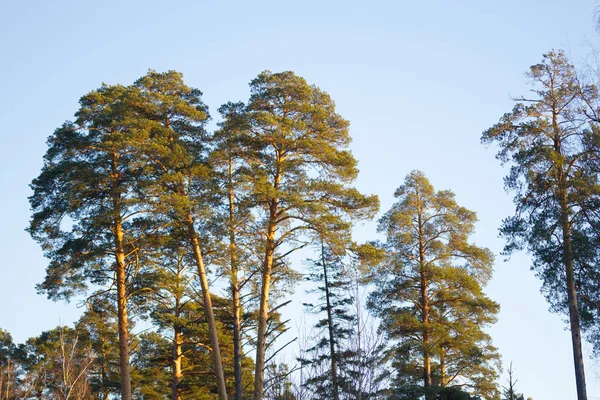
368, 171, 500, 400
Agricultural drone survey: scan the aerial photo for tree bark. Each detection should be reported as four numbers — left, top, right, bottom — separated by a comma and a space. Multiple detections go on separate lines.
111, 153, 132, 400
172, 327, 183, 400
440, 346, 446, 389
187, 215, 229, 400
253, 225, 275, 400
253, 161, 282, 400
172, 271, 183, 400
417, 198, 432, 400
228, 155, 244, 400
553, 99, 587, 400
560, 191, 588, 400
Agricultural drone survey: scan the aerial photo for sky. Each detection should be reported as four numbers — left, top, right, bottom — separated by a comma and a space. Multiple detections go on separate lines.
1, 0, 600, 398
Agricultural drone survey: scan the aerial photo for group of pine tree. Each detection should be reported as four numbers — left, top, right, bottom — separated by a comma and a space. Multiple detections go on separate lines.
4, 48, 600, 399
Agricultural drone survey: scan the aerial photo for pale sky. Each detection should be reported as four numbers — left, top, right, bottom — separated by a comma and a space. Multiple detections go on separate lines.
1, 1, 600, 398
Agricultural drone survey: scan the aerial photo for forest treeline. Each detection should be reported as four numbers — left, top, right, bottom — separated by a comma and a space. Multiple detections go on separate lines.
2, 49, 599, 400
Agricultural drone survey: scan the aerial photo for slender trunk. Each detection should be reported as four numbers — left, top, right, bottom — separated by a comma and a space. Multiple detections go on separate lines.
253, 226, 275, 400
552, 105, 587, 400
322, 242, 340, 400
560, 190, 587, 400
115, 209, 131, 400
172, 327, 183, 400
186, 215, 228, 400
417, 200, 432, 400
228, 156, 244, 400
172, 269, 183, 400
111, 153, 132, 400
253, 161, 282, 400
440, 346, 446, 388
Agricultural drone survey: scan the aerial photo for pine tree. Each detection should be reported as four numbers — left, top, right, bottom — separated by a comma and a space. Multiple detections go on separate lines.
368, 171, 500, 400
28, 83, 149, 400
0, 329, 19, 399
244, 71, 379, 399
211, 101, 260, 400
482, 50, 600, 400
130, 70, 229, 399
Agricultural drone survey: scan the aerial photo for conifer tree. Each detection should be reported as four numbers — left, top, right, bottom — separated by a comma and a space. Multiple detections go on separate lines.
130, 71, 229, 399
0, 329, 19, 399
244, 71, 379, 399
76, 300, 121, 399
299, 243, 355, 400
211, 101, 259, 400
28, 83, 148, 400
368, 171, 500, 400
482, 50, 600, 400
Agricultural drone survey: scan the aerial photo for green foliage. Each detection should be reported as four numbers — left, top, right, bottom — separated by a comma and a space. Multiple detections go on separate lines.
368, 171, 500, 400
481, 50, 600, 323
245, 70, 380, 253
28, 83, 148, 300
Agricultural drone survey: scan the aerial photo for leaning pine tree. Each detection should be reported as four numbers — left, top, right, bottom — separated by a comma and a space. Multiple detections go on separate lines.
482, 50, 600, 400
130, 71, 229, 400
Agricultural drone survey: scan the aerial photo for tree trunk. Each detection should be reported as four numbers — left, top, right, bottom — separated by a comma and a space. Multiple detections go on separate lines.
560, 190, 588, 400
253, 163, 282, 400
417, 200, 432, 400
186, 215, 228, 400
228, 156, 244, 400
322, 242, 340, 400
111, 153, 132, 400
172, 327, 183, 400
172, 271, 183, 400
440, 346, 446, 389
114, 212, 131, 400
253, 229, 275, 400
553, 103, 587, 400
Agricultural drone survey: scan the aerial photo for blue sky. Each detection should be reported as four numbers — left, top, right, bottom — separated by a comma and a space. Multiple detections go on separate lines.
1, 0, 600, 398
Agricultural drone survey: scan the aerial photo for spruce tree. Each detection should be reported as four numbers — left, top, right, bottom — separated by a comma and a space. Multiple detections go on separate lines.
299, 243, 355, 399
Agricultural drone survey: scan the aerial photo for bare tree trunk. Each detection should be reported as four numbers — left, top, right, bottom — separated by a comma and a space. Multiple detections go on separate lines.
186, 215, 228, 400
321, 242, 340, 400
